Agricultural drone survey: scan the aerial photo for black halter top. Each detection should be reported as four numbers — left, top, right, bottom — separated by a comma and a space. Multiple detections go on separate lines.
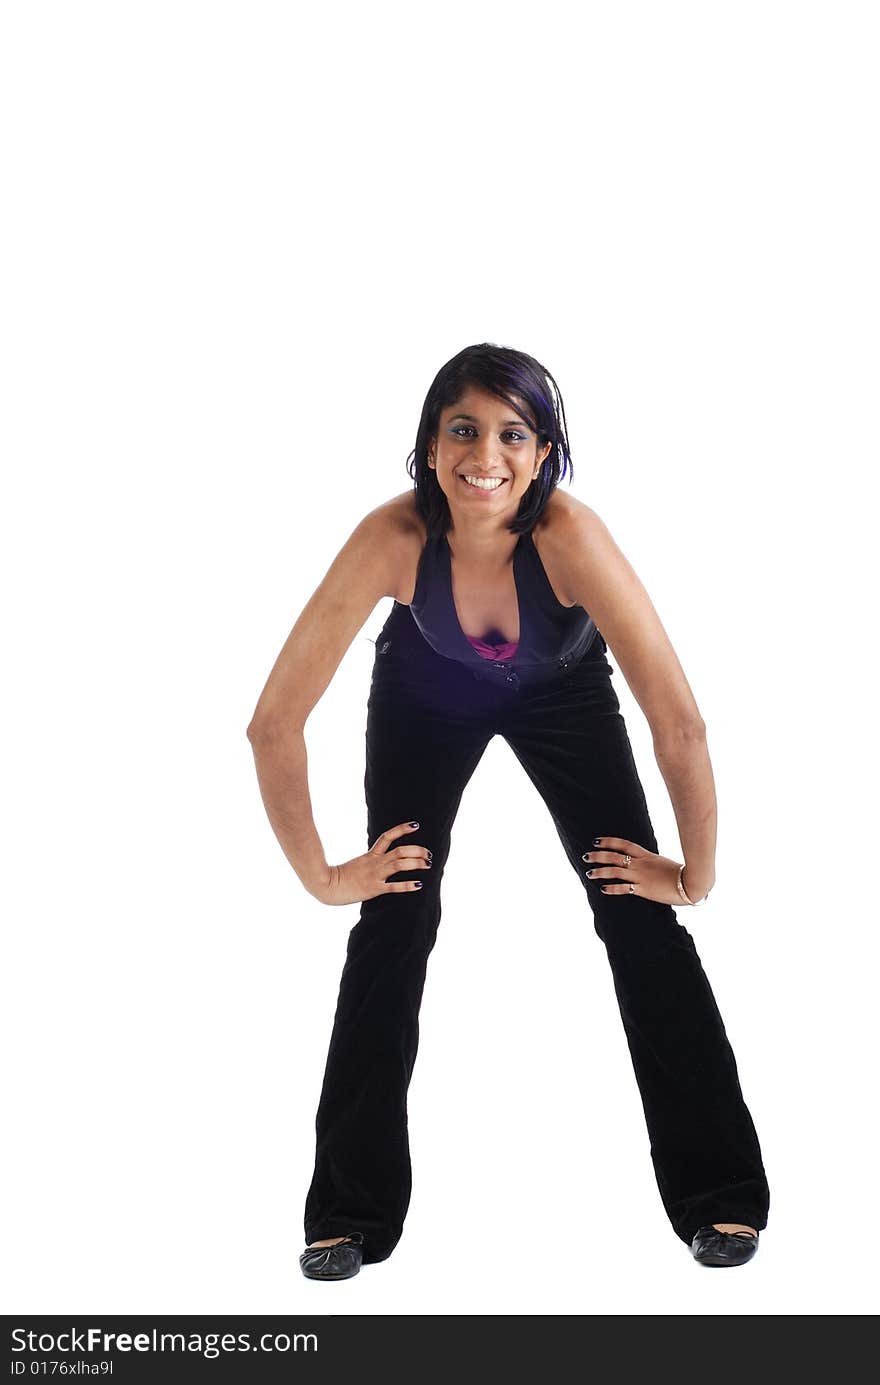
407, 527, 600, 688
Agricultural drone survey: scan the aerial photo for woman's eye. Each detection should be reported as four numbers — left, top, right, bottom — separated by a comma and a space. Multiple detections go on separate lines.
451, 427, 524, 442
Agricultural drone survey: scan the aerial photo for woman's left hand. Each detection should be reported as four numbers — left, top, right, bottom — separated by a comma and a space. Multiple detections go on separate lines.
582, 836, 692, 906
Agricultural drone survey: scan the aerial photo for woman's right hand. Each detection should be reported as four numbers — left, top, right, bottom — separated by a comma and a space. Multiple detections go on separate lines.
313, 822, 433, 906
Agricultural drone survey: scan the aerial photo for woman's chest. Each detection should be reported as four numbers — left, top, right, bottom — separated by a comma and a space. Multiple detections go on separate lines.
395, 514, 576, 634
449, 561, 520, 643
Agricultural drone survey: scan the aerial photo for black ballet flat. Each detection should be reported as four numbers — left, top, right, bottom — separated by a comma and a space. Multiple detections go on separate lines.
299, 1232, 365, 1280
690, 1225, 759, 1267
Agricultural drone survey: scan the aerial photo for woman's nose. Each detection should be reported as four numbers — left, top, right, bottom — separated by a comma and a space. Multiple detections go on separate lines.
470, 443, 502, 466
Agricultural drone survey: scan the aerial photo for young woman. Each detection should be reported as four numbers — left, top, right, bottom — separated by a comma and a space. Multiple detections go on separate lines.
247, 343, 770, 1279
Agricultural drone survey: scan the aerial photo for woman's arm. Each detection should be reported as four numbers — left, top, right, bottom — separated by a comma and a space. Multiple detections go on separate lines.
652, 729, 717, 902
547, 499, 717, 899
246, 501, 408, 899
247, 724, 336, 899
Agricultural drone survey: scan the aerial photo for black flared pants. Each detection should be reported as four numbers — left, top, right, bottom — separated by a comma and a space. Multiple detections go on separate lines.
304, 602, 770, 1263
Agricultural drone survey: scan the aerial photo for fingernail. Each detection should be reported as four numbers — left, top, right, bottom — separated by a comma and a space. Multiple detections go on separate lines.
582, 853, 589, 861
414, 881, 424, 889
409, 821, 419, 828
593, 837, 601, 845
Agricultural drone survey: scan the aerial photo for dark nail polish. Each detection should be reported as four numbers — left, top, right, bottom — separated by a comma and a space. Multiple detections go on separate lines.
414, 881, 423, 889
593, 838, 601, 845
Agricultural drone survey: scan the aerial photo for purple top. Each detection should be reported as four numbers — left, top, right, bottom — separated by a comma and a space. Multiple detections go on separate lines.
408, 527, 599, 688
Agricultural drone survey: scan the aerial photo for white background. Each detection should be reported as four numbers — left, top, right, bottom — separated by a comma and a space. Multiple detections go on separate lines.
3, 0, 877, 1316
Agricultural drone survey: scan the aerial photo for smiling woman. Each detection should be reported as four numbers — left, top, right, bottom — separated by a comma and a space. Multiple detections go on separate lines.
246, 341, 770, 1280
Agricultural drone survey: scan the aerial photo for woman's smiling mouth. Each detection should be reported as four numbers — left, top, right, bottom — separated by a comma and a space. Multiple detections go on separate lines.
458, 473, 508, 492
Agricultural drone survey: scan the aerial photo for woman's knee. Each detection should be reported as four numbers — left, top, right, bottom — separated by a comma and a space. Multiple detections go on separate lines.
590, 893, 695, 957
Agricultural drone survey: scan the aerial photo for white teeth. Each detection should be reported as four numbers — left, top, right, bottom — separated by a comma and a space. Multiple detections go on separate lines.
462, 475, 505, 490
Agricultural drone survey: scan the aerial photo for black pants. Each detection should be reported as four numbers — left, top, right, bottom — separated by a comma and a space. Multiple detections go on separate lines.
304, 602, 770, 1263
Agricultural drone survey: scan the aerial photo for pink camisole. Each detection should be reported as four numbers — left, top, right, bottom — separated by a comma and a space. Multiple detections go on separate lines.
465, 635, 520, 661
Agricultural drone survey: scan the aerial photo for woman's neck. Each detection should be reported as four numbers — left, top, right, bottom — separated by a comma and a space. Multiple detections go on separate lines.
445, 514, 519, 567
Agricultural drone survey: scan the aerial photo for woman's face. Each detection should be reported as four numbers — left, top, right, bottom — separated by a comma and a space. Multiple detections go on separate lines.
428, 385, 552, 520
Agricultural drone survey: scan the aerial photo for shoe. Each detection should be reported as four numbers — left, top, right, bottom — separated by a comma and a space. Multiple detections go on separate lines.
690, 1225, 759, 1267
299, 1232, 365, 1280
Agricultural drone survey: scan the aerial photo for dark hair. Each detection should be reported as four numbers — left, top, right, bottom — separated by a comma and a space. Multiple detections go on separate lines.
405, 342, 574, 537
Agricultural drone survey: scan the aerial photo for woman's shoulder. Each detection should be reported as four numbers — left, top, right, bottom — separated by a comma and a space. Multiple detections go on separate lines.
531, 490, 594, 606
535, 487, 590, 534
384, 489, 427, 538
375, 491, 428, 604
536, 490, 610, 558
